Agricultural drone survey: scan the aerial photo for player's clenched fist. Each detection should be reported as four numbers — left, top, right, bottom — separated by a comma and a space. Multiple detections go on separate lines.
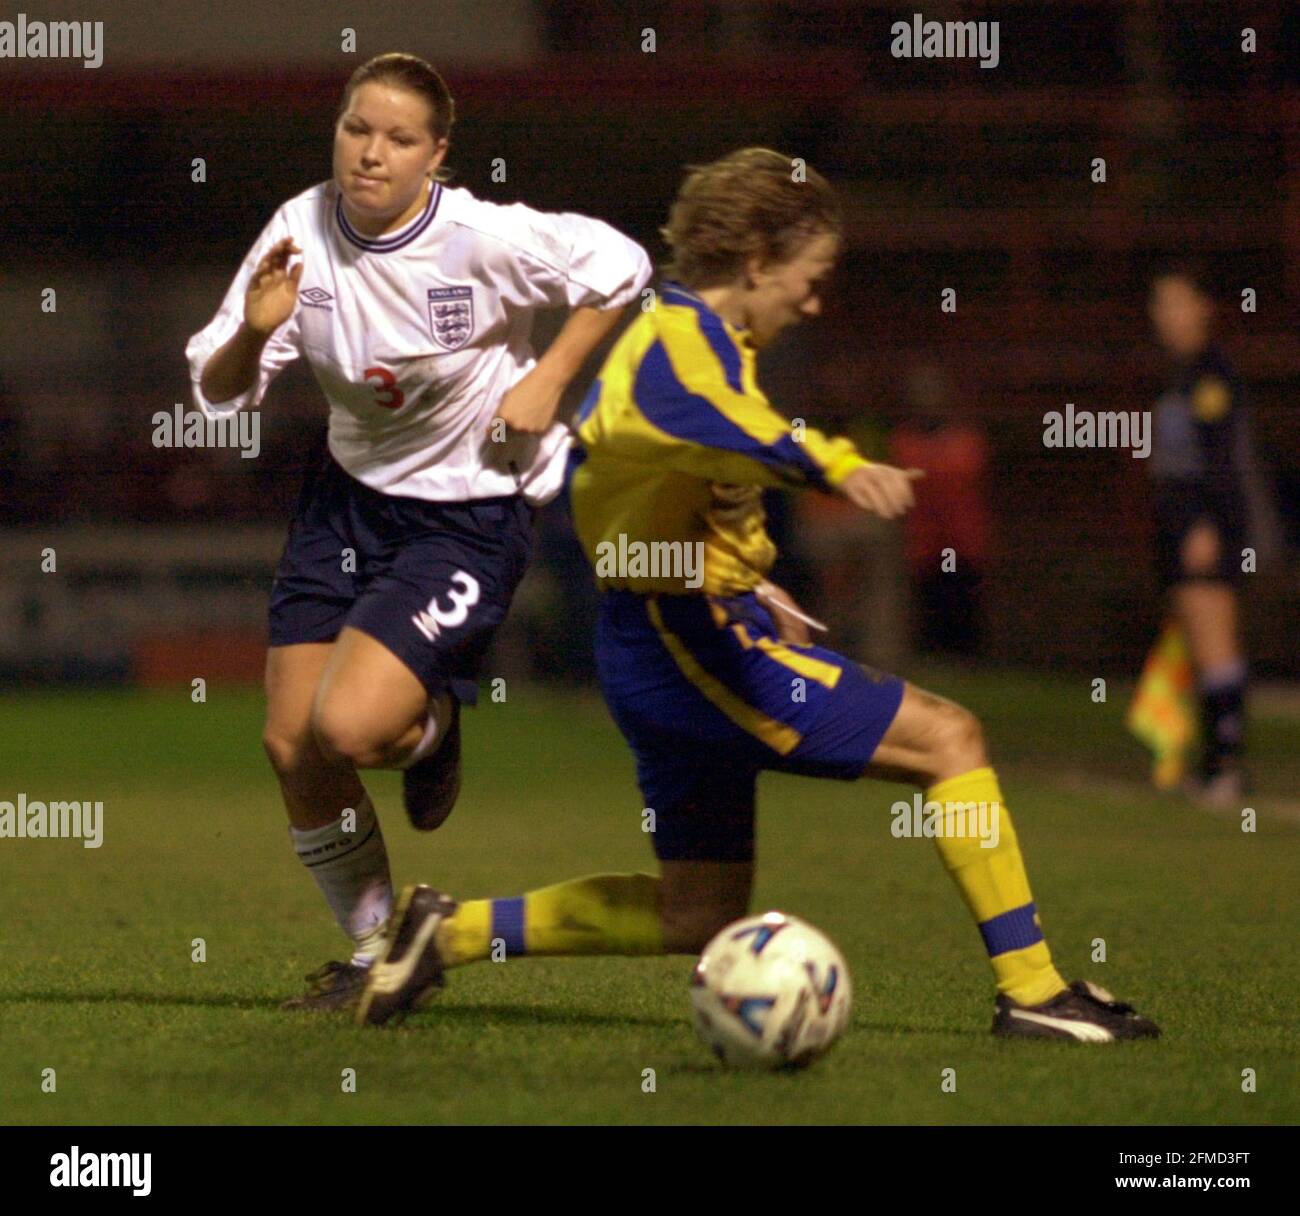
245, 236, 303, 336
838, 463, 924, 519
493, 364, 564, 435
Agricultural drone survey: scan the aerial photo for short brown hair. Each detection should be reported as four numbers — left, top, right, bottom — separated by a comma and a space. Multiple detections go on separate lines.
337, 53, 456, 179
660, 147, 841, 288
1152, 259, 1214, 300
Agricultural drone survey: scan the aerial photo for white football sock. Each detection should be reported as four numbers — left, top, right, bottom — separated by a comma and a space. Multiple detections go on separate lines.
290, 793, 393, 966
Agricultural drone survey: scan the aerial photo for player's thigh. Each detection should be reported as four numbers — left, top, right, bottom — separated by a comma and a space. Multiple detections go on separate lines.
658, 860, 754, 953
1173, 581, 1241, 669
861, 681, 987, 786
311, 626, 429, 756
263, 642, 337, 772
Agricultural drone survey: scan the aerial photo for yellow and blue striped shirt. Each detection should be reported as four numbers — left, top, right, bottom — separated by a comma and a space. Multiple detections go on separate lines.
570, 282, 870, 595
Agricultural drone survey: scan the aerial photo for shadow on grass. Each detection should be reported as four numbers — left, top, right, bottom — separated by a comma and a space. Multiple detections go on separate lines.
376, 1002, 682, 1030
0, 992, 683, 1029
854, 1020, 985, 1038
0, 991, 996, 1039
0, 990, 282, 1012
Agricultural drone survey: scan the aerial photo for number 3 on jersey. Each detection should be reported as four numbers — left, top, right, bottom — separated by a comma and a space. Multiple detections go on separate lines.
412, 570, 481, 642
364, 366, 405, 411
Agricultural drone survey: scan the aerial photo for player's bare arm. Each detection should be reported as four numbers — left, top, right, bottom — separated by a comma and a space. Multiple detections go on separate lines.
198, 236, 302, 404
494, 302, 628, 434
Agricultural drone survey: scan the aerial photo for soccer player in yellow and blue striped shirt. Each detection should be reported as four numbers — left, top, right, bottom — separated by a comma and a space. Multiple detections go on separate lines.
362, 148, 1159, 1042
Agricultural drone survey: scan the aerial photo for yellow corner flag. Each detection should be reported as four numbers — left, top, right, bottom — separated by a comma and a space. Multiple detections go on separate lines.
1127, 620, 1197, 789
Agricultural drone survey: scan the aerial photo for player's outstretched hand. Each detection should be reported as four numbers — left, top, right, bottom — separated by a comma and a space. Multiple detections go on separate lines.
838, 463, 924, 519
245, 237, 303, 336
493, 365, 564, 435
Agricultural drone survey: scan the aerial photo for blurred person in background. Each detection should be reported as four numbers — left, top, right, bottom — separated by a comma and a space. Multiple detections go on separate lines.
186, 53, 650, 1010
1146, 264, 1278, 806
793, 407, 907, 668
888, 365, 991, 658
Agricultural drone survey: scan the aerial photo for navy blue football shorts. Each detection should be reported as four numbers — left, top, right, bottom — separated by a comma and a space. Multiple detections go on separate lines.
1152, 480, 1246, 591
268, 447, 534, 704
595, 590, 906, 863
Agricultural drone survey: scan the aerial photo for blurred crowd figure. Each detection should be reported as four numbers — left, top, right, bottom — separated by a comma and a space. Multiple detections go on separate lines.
793, 364, 990, 668
793, 408, 906, 668
888, 366, 991, 659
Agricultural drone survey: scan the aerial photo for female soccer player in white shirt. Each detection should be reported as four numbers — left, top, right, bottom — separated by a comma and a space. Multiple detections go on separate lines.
187, 53, 651, 1010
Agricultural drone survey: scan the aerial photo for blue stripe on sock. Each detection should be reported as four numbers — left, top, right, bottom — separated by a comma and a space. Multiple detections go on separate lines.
979, 903, 1043, 957
492, 897, 527, 956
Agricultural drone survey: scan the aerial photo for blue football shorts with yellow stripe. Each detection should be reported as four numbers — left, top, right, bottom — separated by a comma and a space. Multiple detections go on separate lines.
595, 589, 905, 861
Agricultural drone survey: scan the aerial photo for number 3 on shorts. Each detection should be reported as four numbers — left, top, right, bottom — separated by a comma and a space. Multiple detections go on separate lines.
411, 570, 481, 642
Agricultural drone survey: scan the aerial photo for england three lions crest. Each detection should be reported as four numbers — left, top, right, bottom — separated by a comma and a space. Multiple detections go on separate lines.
427, 287, 474, 350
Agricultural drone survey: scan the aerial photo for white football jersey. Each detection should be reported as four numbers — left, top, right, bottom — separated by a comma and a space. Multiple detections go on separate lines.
185, 179, 652, 505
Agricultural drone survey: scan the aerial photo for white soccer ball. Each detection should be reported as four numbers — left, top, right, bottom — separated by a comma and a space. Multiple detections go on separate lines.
690, 911, 852, 1069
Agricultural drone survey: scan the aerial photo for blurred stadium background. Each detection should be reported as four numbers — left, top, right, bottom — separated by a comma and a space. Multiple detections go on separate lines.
2, 0, 1297, 691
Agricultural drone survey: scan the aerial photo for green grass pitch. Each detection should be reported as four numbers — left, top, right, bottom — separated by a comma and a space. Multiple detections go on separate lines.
1, 667, 1296, 1124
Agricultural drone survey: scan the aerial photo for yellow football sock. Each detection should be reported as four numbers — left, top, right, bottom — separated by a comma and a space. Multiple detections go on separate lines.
926, 767, 1068, 1007
436, 873, 663, 967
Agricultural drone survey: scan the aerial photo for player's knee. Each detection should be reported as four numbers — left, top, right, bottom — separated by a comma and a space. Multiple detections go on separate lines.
310, 706, 389, 769
925, 701, 987, 781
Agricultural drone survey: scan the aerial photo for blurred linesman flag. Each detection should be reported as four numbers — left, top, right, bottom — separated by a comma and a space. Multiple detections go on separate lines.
1127, 621, 1197, 790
